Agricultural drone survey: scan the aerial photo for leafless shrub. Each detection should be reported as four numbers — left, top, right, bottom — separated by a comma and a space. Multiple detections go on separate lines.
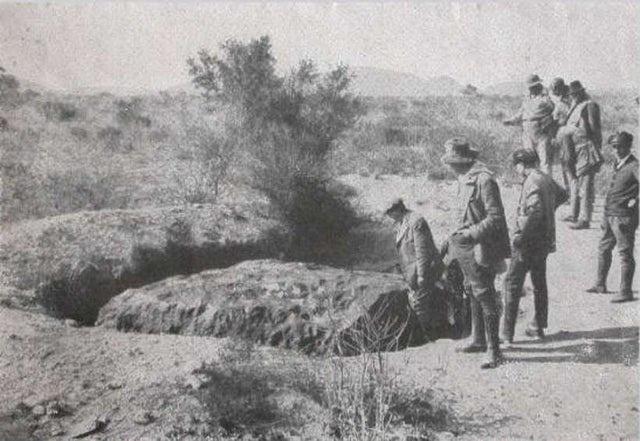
41, 100, 78, 121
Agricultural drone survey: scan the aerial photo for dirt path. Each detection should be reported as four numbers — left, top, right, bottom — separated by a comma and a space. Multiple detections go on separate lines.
345, 174, 638, 441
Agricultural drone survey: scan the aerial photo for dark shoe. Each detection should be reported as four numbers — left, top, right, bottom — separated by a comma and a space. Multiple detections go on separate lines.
524, 327, 545, 339
586, 285, 608, 294
562, 215, 577, 223
611, 292, 634, 303
569, 221, 590, 230
480, 350, 503, 369
456, 343, 487, 353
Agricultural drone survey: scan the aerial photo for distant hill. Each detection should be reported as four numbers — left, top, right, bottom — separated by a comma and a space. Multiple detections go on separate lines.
349, 66, 462, 97
483, 81, 523, 97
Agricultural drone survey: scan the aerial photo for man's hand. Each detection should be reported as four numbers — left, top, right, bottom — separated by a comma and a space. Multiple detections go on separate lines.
628, 199, 637, 208
455, 228, 474, 244
417, 276, 426, 289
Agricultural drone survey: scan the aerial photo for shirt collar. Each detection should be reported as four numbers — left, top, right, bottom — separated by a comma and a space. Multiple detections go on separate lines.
617, 154, 632, 170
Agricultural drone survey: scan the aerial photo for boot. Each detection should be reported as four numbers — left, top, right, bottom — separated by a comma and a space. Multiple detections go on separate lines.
481, 313, 503, 369
456, 295, 487, 353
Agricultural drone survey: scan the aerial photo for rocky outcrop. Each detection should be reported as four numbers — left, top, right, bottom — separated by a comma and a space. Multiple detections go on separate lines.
0, 204, 285, 324
97, 259, 422, 354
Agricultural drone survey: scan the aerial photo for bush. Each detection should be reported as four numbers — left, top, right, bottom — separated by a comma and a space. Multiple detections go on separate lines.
115, 97, 152, 127
41, 100, 78, 121
97, 126, 123, 151
188, 36, 363, 261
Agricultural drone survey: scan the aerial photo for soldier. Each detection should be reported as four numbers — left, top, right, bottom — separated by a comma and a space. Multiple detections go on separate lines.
385, 198, 447, 339
502, 150, 568, 343
561, 80, 604, 229
441, 138, 511, 369
549, 77, 573, 195
503, 74, 556, 175
586, 132, 638, 303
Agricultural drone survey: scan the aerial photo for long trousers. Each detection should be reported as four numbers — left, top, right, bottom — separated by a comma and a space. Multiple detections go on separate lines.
502, 249, 549, 340
596, 215, 637, 294
570, 172, 595, 223
523, 134, 553, 175
448, 235, 501, 350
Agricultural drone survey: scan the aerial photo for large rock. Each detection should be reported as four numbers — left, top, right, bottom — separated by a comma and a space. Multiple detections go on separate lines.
0, 204, 284, 323
97, 259, 420, 354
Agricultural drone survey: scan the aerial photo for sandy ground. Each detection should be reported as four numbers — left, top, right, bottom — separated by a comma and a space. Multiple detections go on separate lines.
345, 174, 639, 441
0, 174, 637, 440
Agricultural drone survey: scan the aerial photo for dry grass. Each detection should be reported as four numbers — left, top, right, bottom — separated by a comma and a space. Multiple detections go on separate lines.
1, 86, 636, 224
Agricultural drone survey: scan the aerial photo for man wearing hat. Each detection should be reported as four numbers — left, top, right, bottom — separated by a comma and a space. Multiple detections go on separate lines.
502, 149, 568, 343
504, 74, 556, 175
441, 137, 511, 368
561, 80, 603, 229
549, 77, 574, 195
385, 198, 447, 339
586, 132, 638, 303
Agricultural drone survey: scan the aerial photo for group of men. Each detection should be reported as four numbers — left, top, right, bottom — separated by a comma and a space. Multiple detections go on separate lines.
386, 75, 638, 369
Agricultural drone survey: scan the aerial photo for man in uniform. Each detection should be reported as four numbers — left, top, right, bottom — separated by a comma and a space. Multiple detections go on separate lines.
560, 80, 603, 229
504, 74, 556, 175
441, 138, 511, 369
586, 132, 638, 303
385, 198, 447, 339
549, 77, 573, 195
502, 150, 568, 343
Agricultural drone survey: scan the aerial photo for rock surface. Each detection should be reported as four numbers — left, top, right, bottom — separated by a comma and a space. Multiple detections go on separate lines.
0, 204, 284, 323
97, 259, 418, 353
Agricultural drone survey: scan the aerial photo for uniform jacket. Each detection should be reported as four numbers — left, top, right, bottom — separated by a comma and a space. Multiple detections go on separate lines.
456, 161, 511, 267
505, 94, 555, 142
604, 155, 639, 219
514, 169, 568, 254
395, 211, 442, 290
566, 98, 603, 176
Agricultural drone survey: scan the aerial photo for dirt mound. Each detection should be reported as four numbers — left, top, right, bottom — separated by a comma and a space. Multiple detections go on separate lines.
97, 259, 426, 354
0, 204, 285, 324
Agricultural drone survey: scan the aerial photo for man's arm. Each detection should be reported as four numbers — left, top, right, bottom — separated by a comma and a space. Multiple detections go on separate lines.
552, 179, 569, 209
515, 186, 544, 244
585, 102, 602, 149
503, 104, 524, 126
467, 175, 507, 242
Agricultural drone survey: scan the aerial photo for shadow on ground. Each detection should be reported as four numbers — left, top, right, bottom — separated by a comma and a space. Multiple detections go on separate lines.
507, 326, 639, 366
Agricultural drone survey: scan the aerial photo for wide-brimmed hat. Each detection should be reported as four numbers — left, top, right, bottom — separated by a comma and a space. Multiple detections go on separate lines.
441, 137, 478, 165
549, 77, 569, 95
384, 197, 406, 214
526, 74, 543, 88
608, 131, 634, 148
568, 80, 586, 95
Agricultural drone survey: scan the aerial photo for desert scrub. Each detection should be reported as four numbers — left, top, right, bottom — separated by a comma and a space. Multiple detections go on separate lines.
41, 100, 78, 121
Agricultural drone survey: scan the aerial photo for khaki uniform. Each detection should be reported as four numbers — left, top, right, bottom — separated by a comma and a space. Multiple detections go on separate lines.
394, 211, 445, 331
506, 95, 556, 174
502, 170, 568, 340
563, 98, 603, 223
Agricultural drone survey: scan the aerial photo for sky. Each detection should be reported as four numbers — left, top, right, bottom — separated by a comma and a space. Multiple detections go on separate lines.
0, 1, 638, 93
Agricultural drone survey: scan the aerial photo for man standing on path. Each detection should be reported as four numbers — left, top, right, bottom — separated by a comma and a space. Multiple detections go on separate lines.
561, 81, 604, 229
503, 74, 556, 175
441, 138, 510, 369
502, 150, 568, 343
549, 77, 573, 195
385, 198, 448, 340
586, 132, 638, 303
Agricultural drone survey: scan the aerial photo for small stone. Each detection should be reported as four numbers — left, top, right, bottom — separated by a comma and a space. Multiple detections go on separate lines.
133, 411, 156, 426
434, 432, 456, 441
32, 405, 46, 417
49, 422, 65, 436
106, 382, 123, 390
64, 319, 80, 328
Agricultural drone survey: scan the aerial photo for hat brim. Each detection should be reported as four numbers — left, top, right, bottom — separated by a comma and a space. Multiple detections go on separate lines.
569, 87, 585, 95
527, 81, 543, 88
